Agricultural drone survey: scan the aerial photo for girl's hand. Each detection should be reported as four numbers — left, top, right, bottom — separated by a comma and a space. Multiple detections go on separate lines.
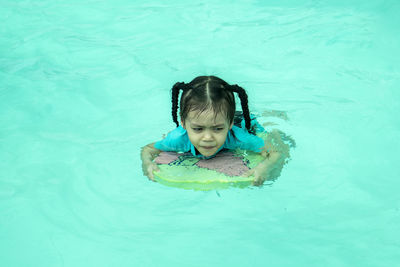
243, 150, 281, 186
142, 161, 160, 181
246, 129, 285, 186
243, 163, 268, 186
141, 143, 162, 182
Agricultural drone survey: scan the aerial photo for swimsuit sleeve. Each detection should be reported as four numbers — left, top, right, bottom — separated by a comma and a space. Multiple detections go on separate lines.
154, 126, 191, 152
224, 126, 264, 152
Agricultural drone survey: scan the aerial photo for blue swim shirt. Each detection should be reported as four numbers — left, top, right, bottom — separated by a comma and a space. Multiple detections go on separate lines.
154, 125, 264, 159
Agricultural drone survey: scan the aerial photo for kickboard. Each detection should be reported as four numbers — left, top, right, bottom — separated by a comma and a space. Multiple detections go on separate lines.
153, 149, 265, 191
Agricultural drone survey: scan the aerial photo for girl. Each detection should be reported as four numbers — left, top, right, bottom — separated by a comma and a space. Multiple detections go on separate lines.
141, 76, 282, 186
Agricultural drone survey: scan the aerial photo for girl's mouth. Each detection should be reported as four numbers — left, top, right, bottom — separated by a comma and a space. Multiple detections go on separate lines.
201, 146, 215, 150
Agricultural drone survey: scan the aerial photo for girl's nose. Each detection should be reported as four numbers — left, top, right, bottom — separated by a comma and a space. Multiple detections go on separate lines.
202, 131, 213, 141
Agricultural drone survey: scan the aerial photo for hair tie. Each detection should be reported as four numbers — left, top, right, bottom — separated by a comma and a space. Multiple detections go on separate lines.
173, 82, 185, 90
230, 84, 240, 93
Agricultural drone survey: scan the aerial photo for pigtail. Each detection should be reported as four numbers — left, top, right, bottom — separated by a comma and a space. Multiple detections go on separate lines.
230, 84, 254, 134
171, 82, 185, 127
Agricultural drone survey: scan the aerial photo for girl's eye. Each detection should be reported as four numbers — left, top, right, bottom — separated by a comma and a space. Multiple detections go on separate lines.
192, 128, 202, 132
214, 128, 224, 131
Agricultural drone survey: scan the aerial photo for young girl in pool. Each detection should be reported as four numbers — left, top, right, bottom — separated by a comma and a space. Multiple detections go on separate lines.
141, 75, 281, 185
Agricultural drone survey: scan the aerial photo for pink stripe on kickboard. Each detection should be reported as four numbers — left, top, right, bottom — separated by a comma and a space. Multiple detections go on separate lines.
154, 152, 181, 164
195, 152, 249, 176
154, 151, 250, 176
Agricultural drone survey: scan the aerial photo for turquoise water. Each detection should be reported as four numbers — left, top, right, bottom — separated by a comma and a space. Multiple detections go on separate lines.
1, 0, 400, 266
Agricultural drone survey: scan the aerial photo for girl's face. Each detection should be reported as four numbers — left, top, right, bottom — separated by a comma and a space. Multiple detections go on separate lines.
182, 109, 233, 157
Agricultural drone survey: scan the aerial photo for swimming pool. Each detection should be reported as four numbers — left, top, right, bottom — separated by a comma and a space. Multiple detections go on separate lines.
1, 0, 399, 266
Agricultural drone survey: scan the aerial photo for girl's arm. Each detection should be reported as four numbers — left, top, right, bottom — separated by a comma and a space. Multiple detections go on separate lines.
244, 129, 288, 186
245, 150, 281, 186
141, 143, 162, 181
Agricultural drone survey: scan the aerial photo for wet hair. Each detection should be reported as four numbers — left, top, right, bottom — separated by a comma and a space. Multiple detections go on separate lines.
171, 75, 255, 134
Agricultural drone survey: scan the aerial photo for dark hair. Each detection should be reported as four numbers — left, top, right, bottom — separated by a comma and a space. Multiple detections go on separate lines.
171, 76, 255, 134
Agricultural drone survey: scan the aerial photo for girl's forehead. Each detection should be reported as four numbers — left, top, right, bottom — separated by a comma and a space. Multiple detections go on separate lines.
186, 110, 229, 125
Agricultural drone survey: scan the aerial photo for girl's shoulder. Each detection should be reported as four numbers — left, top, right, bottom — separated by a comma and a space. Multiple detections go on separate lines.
155, 126, 190, 152
226, 126, 264, 152
231, 125, 261, 139
166, 126, 187, 138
